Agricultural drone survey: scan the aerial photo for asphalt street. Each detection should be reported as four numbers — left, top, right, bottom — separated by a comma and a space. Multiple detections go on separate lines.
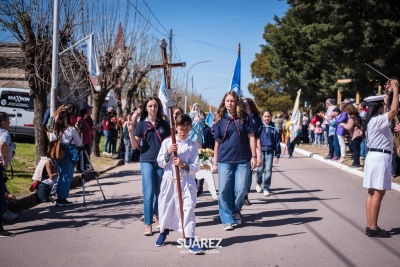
1, 151, 400, 267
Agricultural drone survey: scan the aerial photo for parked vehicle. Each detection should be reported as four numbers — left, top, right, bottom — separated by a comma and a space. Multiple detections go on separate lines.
0, 88, 35, 136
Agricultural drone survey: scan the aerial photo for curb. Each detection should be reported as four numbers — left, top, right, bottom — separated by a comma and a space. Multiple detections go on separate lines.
283, 144, 400, 193
10, 159, 124, 211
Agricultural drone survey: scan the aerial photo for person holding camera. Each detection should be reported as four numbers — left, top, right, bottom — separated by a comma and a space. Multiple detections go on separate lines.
363, 79, 398, 238
51, 111, 82, 207
76, 109, 92, 171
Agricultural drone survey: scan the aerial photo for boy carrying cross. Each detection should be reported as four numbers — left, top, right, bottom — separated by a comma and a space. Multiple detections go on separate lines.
156, 114, 204, 255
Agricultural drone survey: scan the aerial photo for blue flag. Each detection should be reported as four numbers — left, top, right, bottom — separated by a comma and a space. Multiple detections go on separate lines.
158, 76, 169, 117
229, 54, 241, 96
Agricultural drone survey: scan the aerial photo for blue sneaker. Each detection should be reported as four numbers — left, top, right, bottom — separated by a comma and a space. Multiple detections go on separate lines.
186, 238, 204, 255
155, 229, 169, 247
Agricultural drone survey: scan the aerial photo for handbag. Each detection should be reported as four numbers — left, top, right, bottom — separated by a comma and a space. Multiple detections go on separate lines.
47, 131, 73, 160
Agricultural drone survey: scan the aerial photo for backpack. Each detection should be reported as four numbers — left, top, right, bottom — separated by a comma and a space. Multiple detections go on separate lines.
47, 132, 72, 160
46, 116, 55, 133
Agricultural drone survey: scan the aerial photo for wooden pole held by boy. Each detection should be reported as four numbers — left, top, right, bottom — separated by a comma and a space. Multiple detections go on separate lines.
145, 39, 186, 237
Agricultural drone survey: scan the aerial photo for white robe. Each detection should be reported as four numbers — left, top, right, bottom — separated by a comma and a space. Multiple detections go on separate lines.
157, 137, 200, 238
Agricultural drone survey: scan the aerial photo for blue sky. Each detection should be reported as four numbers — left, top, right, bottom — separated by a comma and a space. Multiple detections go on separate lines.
0, 0, 289, 109
146, 0, 289, 108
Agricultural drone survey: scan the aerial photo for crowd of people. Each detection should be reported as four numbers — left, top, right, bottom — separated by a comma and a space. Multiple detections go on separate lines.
2, 80, 399, 242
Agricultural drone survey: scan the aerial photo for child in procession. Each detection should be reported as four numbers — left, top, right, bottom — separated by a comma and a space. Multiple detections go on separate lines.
255, 110, 281, 196
156, 114, 204, 254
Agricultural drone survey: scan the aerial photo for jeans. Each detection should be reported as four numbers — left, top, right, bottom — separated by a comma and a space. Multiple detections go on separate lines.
256, 151, 273, 190
360, 138, 366, 158
245, 163, 253, 193
309, 131, 315, 143
288, 136, 298, 157
124, 138, 132, 163
54, 144, 78, 200
218, 162, 250, 225
103, 130, 110, 153
328, 135, 334, 156
352, 137, 362, 166
314, 133, 321, 146
140, 162, 163, 225
333, 135, 340, 157
0, 166, 5, 229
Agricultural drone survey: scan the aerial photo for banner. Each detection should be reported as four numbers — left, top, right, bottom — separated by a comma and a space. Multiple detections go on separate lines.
290, 89, 302, 143
158, 76, 169, 117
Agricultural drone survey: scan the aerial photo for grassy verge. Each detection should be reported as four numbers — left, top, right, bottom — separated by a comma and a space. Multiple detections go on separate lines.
6, 136, 121, 197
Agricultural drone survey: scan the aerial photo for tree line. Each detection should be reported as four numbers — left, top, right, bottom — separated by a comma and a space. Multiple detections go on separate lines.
249, 0, 400, 113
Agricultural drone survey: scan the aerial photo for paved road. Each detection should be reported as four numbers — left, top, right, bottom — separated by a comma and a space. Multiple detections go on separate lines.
1, 152, 400, 267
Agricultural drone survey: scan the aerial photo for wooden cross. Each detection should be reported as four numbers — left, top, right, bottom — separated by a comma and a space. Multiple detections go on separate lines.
146, 39, 187, 237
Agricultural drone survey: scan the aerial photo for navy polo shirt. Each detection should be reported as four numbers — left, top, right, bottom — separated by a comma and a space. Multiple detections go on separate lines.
258, 122, 281, 158
251, 114, 263, 139
214, 114, 255, 163
134, 119, 170, 162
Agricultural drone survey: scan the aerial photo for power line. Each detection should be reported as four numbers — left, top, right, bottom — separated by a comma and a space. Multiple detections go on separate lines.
141, 0, 169, 36
173, 34, 254, 57
127, 0, 168, 38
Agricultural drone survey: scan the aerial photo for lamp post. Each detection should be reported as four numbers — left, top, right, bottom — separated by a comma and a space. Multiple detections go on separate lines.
185, 60, 212, 113
199, 87, 214, 99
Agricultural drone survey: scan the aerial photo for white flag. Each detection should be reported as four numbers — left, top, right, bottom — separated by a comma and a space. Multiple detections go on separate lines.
86, 34, 100, 77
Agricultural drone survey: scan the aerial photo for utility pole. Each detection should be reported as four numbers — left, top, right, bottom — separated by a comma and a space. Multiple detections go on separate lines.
169, 29, 173, 65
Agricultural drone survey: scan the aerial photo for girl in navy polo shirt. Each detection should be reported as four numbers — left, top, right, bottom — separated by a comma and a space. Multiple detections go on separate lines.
243, 98, 262, 206
255, 110, 281, 197
127, 97, 170, 236
212, 91, 257, 230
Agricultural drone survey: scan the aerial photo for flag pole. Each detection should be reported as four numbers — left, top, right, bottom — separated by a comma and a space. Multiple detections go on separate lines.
50, 0, 60, 116
59, 33, 93, 56
238, 43, 241, 96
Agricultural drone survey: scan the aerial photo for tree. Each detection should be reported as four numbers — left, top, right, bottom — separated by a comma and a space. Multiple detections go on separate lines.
0, 0, 83, 163
250, 0, 400, 108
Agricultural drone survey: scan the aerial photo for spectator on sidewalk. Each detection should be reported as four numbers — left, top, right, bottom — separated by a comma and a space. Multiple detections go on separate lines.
272, 114, 284, 143
324, 99, 337, 159
76, 109, 92, 171
0, 111, 16, 237
335, 103, 349, 163
30, 157, 58, 203
51, 111, 82, 207
314, 121, 323, 147
340, 105, 363, 169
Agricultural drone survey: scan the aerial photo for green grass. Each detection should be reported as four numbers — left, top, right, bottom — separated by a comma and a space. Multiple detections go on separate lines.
6, 136, 120, 197
5, 140, 36, 196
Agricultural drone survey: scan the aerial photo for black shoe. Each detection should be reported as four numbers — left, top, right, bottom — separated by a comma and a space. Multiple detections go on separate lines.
243, 195, 252, 206
365, 227, 371, 235
367, 227, 391, 238
55, 198, 73, 207
325, 155, 333, 159
0, 230, 15, 237
197, 189, 203, 197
